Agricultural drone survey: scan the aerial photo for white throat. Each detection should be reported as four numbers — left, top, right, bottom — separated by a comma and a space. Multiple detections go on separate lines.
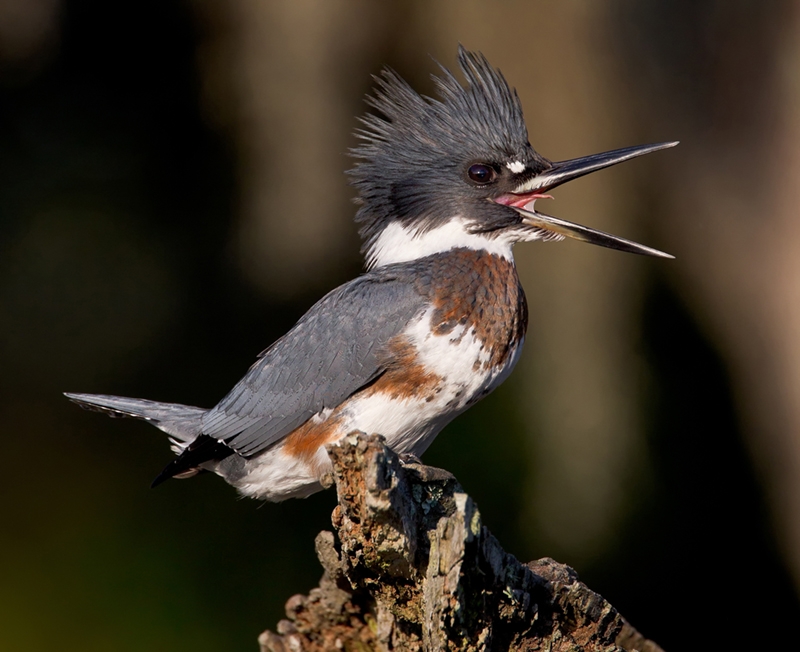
367, 217, 516, 269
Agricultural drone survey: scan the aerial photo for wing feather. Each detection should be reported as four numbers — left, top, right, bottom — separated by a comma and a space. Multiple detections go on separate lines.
201, 270, 427, 457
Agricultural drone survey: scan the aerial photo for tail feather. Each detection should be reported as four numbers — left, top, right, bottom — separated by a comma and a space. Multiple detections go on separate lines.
150, 435, 235, 488
64, 392, 206, 445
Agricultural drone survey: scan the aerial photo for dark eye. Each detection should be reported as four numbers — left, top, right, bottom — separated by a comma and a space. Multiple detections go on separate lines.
467, 163, 496, 184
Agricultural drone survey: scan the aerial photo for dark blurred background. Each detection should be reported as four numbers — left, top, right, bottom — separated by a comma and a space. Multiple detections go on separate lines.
2, 1, 799, 650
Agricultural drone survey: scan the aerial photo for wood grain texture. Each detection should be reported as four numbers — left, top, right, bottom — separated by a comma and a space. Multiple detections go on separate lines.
259, 433, 663, 652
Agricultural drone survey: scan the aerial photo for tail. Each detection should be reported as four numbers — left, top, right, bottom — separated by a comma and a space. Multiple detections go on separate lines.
64, 392, 206, 451
66, 393, 236, 488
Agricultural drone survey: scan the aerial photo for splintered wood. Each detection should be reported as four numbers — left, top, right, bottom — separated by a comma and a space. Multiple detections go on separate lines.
260, 433, 663, 652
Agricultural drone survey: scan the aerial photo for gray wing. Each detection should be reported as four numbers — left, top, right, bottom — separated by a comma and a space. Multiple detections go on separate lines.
200, 271, 428, 457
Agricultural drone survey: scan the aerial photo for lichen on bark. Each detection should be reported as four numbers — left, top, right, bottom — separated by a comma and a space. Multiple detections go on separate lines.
259, 433, 662, 652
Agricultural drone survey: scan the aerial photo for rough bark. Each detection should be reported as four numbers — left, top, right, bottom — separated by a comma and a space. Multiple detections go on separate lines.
259, 433, 662, 652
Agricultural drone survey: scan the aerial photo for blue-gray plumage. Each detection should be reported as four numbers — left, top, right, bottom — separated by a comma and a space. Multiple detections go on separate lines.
66, 46, 676, 501
200, 268, 428, 456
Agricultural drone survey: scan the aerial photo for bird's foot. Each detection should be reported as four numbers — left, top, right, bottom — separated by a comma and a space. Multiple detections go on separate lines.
398, 452, 424, 466
398, 453, 457, 483
319, 471, 335, 489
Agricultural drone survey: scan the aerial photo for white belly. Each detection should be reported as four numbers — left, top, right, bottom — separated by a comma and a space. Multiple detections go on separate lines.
340, 309, 524, 454
229, 309, 523, 501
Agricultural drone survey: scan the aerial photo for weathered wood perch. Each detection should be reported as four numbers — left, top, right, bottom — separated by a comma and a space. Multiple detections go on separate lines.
259, 433, 663, 652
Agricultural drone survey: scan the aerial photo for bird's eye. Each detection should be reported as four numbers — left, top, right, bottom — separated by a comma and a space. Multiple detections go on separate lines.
467, 164, 496, 185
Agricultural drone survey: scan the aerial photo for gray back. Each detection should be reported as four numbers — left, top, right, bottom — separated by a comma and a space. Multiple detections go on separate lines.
200, 268, 428, 457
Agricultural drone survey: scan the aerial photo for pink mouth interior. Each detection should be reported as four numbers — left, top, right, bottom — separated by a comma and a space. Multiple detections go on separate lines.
493, 191, 554, 209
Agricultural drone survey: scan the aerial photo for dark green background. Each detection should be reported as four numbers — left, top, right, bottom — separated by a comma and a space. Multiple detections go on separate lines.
1, 1, 796, 650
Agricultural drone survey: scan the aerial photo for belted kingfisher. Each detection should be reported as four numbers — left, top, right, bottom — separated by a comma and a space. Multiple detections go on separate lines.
66, 47, 675, 501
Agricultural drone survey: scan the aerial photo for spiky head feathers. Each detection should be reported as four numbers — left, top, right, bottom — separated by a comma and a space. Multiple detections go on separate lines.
348, 46, 551, 259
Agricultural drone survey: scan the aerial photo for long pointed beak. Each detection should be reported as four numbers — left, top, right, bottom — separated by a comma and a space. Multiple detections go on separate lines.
514, 205, 674, 258
499, 141, 678, 258
519, 142, 679, 194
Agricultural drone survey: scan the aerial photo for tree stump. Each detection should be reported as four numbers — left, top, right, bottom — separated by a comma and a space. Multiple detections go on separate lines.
259, 433, 663, 652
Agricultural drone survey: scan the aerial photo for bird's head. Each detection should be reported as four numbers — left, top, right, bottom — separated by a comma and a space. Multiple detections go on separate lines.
348, 46, 676, 269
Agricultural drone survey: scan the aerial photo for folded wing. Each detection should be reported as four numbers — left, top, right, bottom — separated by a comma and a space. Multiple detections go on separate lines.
201, 269, 428, 457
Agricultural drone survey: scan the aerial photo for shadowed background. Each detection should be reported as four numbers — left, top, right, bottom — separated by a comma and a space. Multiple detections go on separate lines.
2, 1, 799, 650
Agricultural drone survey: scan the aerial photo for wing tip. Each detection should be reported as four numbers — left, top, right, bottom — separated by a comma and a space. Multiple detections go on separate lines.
150, 435, 236, 488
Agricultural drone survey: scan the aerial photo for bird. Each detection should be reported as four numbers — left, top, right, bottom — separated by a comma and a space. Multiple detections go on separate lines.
66, 46, 676, 502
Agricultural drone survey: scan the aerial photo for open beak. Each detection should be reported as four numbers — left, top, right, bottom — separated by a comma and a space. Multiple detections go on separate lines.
495, 141, 678, 258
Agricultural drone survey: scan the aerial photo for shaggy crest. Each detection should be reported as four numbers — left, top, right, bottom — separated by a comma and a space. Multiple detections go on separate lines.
348, 46, 545, 257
